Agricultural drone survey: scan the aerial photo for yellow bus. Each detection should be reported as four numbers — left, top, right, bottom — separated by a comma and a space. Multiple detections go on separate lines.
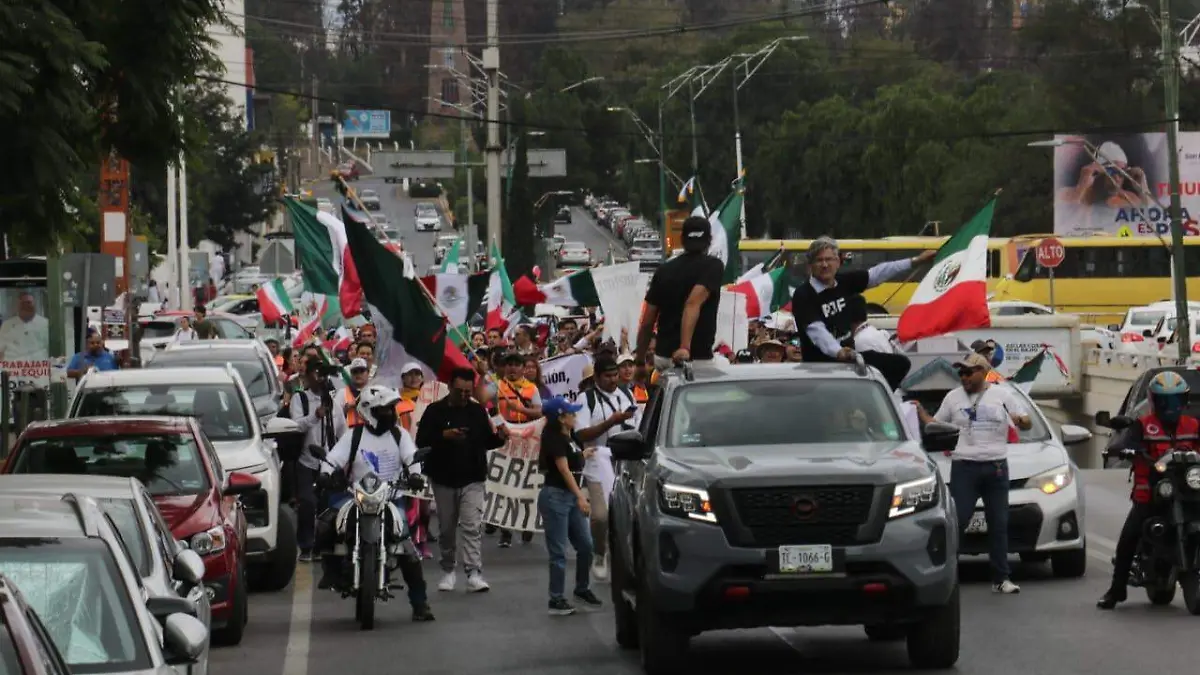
739, 235, 1200, 324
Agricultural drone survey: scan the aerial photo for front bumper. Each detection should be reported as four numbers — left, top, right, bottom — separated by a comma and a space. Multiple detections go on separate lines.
240, 466, 280, 558
958, 480, 1084, 556
642, 507, 957, 630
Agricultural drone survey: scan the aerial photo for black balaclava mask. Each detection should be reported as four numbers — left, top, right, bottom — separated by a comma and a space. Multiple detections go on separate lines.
369, 406, 398, 435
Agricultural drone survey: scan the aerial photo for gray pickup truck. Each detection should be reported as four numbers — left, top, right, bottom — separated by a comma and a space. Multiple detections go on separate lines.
607, 360, 962, 673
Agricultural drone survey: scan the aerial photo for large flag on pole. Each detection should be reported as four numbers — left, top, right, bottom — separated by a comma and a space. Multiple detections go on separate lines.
896, 198, 996, 343
707, 176, 745, 283
485, 240, 516, 331
284, 198, 363, 318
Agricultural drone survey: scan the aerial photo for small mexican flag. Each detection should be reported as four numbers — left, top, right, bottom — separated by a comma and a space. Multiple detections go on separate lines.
485, 240, 516, 331
727, 266, 790, 319
1009, 349, 1046, 395
896, 198, 996, 343
512, 268, 601, 307
256, 278, 293, 325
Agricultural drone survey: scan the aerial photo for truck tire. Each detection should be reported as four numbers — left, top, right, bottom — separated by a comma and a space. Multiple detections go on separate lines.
252, 505, 298, 592
906, 585, 960, 669
609, 527, 638, 649
637, 578, 688, 675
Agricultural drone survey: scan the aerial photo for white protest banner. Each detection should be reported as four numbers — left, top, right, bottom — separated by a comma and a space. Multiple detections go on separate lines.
591, 262, 644, 346
483, 419, 545, 532
539, 353, 592, 404
714, 291, 749, 352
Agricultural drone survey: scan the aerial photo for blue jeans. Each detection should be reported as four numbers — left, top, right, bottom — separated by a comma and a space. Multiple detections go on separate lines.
537, 485, 593, 600
950, 459, 1011, 584
325, 492, 425, 606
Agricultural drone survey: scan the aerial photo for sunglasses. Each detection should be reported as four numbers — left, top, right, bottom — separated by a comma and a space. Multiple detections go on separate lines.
957, 368, 982, 378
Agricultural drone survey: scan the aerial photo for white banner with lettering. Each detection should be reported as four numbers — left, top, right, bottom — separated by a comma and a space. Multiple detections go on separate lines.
482, 419, 546, 532
539, 353, 592, 404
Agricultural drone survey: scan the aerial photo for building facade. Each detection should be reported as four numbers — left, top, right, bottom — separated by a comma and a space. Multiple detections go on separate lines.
427, 0, 470, 114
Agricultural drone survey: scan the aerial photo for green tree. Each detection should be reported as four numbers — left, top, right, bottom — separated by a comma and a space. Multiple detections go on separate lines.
504, 102, 536, 278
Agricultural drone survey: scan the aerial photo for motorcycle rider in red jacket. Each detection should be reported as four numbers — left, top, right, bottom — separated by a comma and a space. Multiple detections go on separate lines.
1098, 371, 1199, 609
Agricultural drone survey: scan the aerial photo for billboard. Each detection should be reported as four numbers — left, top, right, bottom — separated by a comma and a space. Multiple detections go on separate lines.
342, 109, 392, 139
1053, 132, 1200, 237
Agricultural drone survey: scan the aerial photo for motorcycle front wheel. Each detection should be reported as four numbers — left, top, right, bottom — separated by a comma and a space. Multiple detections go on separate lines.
357, 543, 378, 630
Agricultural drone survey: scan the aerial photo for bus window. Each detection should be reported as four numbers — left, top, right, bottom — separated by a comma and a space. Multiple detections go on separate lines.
987, 250, 1001, 278
1014, 244, 1173, 281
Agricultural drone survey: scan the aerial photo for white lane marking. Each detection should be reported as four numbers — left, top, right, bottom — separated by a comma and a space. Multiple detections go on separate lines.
281, 563, 314, 675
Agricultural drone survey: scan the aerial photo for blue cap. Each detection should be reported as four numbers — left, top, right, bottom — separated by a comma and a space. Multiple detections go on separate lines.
542, 396, 583, 419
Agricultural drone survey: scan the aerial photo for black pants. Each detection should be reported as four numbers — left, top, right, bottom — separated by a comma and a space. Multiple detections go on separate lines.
294, 465, 317, 552
860, 350, 911, 391
1111, 502, 1154, 590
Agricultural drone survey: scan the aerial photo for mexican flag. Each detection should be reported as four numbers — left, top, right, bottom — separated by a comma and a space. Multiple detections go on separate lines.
255, 278, 293, 325
1009, 349, 1046, 395
707, 177, 745, 283
343, 215, 471, 385
291, 293, 337, 348
285, 198, 363, 318
486, 240, 515, 331
421, 272, 489, 346
895, 198, 996, 343
727, 266, 790, 319
439, 240, 462, 273
512, 268, 601, 307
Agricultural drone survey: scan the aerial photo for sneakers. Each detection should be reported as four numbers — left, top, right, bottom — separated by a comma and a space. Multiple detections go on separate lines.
573, 589, 603, 609
993, 579, 1021, 594
548, 597, 576, 616
465, 572, 491, 593
437, 571, 457, 592
592, 555, 609, 582
298, 550, 313, 563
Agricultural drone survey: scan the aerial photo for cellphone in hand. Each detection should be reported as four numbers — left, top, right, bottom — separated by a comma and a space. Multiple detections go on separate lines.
625, 406, 637, 414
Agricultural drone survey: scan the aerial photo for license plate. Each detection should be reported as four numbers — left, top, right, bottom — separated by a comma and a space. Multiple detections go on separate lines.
778, 544, 834, 574
966, 512, 988, 534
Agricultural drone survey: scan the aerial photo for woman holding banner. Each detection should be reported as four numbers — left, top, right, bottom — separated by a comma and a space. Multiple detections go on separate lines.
537, 396, 603, 616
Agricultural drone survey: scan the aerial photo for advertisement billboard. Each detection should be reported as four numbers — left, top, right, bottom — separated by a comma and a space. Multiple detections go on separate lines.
1053, 132, 1200, 237
342, 109, 392, 139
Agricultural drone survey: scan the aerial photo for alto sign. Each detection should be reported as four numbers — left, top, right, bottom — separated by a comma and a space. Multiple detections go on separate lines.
1035, 237, 1065, 269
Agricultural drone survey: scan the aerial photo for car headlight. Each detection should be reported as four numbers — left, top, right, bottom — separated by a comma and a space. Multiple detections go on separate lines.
190, 526, 226, 556
1186, 467, 1200, 490
1028, 464, 1073, 495
658, 483, 716, 523
889, 475, 938, 519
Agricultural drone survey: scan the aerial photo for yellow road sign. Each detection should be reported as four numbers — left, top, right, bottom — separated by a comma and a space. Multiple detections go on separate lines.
1117, 225, 1133, 238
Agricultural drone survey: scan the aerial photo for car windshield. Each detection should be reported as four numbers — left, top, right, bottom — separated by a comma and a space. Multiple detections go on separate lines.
667, 379, 903, 447
138, 321, 177, 340
1127, 310, 1167, 328
905, 385, 1051, 443
11, 433, 209, 498
76, 384, 252, 441
0, 539, 150, 674
360, 190, 377, 198
146, 353, 271, 397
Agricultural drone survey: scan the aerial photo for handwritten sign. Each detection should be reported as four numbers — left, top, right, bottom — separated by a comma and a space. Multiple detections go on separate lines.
482, 419, 545, 532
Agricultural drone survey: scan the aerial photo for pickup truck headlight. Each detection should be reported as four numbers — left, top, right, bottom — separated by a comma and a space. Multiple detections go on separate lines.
189, 526, 227, 555
658, 483, 716, 523
1028, 464, 1073, 495
889, 475, 938, 519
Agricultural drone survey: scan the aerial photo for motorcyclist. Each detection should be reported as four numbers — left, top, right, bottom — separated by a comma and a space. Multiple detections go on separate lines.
316, 384, 435, 622
1098, 370, 1199, 610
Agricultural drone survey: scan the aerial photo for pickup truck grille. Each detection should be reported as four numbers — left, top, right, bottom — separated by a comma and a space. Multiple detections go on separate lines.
728, 486, 875, 547
241, 488, 270, 529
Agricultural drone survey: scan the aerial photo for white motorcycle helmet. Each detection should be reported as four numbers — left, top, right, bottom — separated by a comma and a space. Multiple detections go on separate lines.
356, 384, 402, 433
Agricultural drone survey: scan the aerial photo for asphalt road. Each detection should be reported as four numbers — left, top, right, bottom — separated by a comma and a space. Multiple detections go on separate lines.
314, 179, 622, 274
209, 468, 1200, 675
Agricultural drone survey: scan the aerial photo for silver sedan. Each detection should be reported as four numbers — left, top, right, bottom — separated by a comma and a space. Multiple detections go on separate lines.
558, 242, 592, 267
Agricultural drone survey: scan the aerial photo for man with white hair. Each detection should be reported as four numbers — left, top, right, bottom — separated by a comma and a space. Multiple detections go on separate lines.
0, 291, 49, 361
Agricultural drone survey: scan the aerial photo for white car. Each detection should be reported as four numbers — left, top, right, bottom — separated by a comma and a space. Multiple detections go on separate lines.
415, 203, 442, 232
358, 189, 382, 211
434, 235, 460, 263
67, 366, 301, 592
905, 377, 1090, 578
988, 300, 1053, 316
558, 242, 591, 267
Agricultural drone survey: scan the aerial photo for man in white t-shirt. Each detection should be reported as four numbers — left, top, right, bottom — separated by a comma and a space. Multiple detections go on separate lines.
920, 352, 1031, 595
575, 355, 639, 581
0, 292, 49, 362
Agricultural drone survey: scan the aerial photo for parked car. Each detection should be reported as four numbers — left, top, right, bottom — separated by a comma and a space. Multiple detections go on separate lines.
358, 189, 381, 211
628, 245, 663, 272
415, 203, 442, 232
68, 366, 300, 593
146, 340, 284, 420
433, 235, 461, 264
558, 242, 591, 267
553, 207, 572, 225
0, 492, 209, 674
0, 573, 74, 674
3, 415, 254, 646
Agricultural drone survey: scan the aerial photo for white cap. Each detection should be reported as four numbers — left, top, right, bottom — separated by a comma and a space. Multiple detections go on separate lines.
401, 362, 424, 376
617, 352, 636, 365
349, 358, 369, 372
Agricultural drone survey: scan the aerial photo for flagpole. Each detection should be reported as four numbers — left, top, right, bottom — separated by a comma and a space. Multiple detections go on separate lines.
337, 176, 402, 252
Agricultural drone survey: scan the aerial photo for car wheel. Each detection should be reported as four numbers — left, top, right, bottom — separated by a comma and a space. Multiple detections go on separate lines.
211, 562, 248, 646
609, 527, 638, 649
637, 578, 688, 674
252, 505, 298, 592
1051, 546, 1087, 578
906, 584, 960, 669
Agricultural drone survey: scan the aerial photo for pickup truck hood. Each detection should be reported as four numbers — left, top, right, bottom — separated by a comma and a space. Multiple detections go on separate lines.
927, 440, 1068, 482
211, 438, 268, 472
659, 441, 934, 487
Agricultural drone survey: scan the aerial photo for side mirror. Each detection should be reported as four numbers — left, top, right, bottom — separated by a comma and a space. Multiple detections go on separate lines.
1109, 415, 1135, 431
146, 595, 194, 621
921, 422, 960, 454
162, 613, 208, 665
1060, 424, 1093, 446
609, 430, 650, 461
263, 416, 301, 439
1094, 411, 1111, 428
224, 471, 262, 497
172, 549, 205, 586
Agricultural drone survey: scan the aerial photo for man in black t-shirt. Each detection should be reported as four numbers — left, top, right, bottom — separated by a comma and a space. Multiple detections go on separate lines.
792, 237, 935, 366
636, 216, 724, 368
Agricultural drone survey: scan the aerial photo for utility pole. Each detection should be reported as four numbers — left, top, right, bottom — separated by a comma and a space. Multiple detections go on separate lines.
484, 0, 502, 253
311, 75, 320, 174
688, 79, 699, 176
461, 116, 477, 271
657, 101, 668, 258
1162, 0, 1190, 361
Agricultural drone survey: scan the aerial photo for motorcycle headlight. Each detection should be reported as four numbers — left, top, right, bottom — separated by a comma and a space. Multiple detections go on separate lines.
1028, 464, 1073, 495
658, 483, 716, 523
189, 526, 226, 556
1158, 481, 1175, 499
889, 475, 938, 519
1186, 467, 1200, 490
355, 476, 390, 515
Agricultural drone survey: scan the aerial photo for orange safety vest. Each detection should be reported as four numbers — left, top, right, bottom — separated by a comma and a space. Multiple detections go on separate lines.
631, 384, 649, 404
346, 387, 417, 431
497, 379, 538, 423
985, 370, 1003, 384
345, 387, 363, 427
